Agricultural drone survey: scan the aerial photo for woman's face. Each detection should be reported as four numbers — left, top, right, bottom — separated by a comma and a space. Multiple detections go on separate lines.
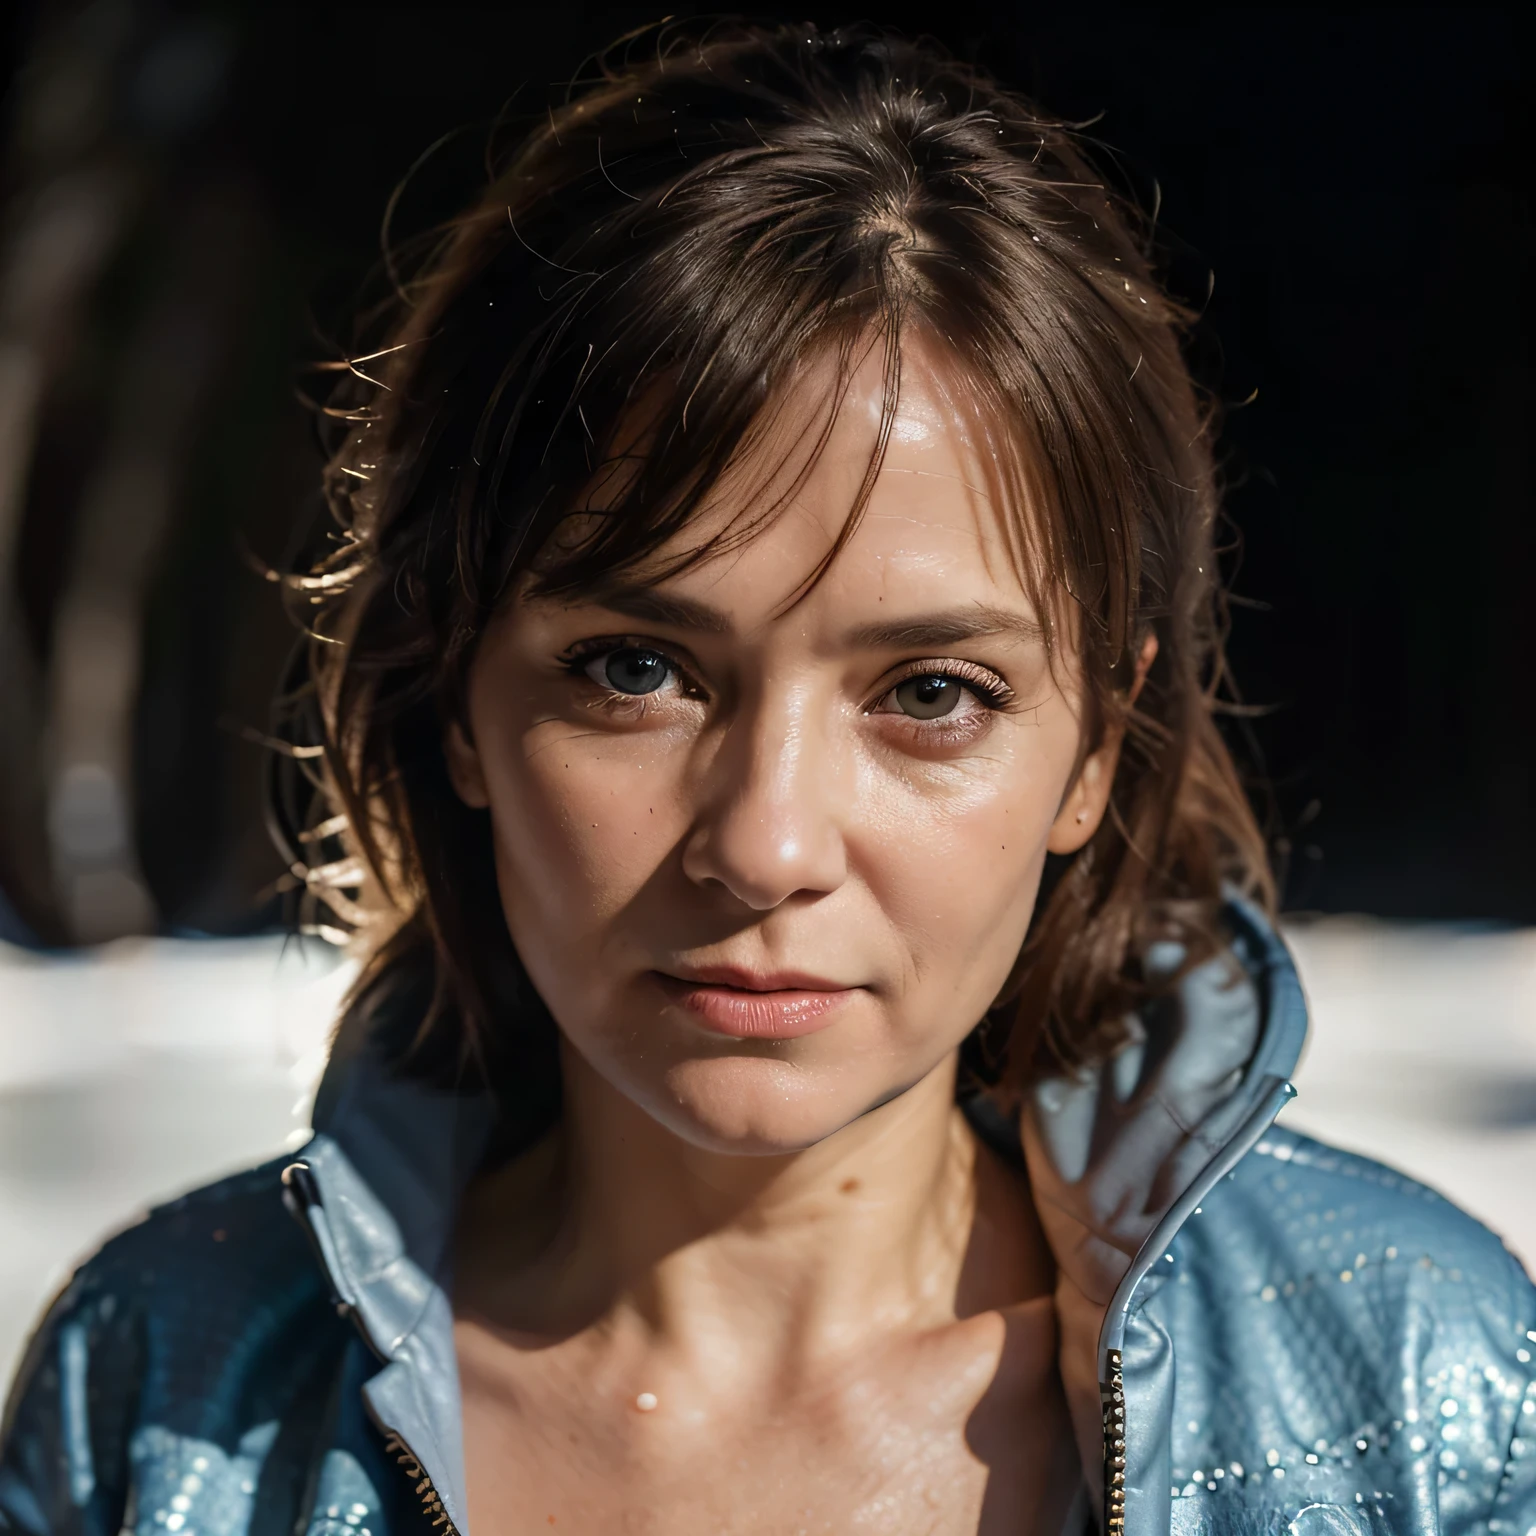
448, 339, 1117, 1154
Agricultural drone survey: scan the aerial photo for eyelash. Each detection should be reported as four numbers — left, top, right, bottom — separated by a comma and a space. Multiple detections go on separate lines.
558, 639, 1015, 716
559, 637, 704, 704
879, 658, 1017, 714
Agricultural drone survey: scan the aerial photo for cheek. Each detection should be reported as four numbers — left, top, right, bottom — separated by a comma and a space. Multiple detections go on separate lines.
479, 719, 686, 941
855, 727, 1071, 993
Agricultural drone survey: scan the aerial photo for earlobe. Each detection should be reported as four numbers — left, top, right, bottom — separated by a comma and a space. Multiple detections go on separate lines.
444, 719, 491, 809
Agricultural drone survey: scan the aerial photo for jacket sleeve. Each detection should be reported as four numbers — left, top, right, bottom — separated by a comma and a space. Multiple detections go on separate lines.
0, 1271, 139, 1536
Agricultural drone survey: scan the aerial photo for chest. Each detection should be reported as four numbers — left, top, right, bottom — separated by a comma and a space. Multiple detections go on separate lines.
455, 1311, 1080, 1536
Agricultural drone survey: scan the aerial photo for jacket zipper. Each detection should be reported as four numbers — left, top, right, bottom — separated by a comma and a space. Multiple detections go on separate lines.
382, 1432, 459, 1533
1101, 1347, 1126, 1536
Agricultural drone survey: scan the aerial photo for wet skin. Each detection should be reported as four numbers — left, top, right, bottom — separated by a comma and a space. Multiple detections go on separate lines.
446, 338, 1121, 1534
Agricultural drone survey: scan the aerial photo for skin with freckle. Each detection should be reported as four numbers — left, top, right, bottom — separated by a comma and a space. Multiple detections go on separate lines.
447, 339, 1102, 1534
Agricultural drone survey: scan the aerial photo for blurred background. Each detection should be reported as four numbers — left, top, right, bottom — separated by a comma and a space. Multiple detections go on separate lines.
0, 2, 1532, 1389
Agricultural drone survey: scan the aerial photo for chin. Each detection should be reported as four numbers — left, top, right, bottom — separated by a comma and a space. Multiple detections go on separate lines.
647, 1054, 880, 1156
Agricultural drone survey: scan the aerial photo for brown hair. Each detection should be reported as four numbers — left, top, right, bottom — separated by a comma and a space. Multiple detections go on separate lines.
271, 20, 1273, 1106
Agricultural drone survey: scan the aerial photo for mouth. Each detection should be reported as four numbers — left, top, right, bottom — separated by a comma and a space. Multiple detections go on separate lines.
653, 967, 860, 1041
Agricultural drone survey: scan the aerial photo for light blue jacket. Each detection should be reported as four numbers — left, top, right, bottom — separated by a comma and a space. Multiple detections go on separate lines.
3, 902, 1534, 1536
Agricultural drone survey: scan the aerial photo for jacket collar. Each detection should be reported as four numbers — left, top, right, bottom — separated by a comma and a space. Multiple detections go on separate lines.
1016, 892, 1307, 1536
287, 1038, 499, 1535
285, 894, 1307, 1536
1027, 892, 1307, 1368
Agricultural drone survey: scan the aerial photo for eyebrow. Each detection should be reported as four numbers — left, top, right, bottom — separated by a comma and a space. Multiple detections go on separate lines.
845, 606, 1045, 650
588, 585, 1042, 651
587, 584, 732, 633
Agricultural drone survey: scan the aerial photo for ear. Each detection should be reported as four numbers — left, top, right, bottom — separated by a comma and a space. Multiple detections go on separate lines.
444, 718, 490, 809
1046, 633, 1158, 855
1047, 737, 1118, 854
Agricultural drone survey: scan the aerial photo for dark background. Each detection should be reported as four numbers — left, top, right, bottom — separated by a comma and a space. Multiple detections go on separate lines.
0, 2, 1529, 947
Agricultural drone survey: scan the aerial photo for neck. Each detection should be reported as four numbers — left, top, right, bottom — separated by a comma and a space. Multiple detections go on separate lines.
575, 1043, 977, 1349
456, 1042, 1033, 1373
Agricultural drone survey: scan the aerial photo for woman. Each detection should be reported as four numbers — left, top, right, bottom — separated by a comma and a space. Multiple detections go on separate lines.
3, 21, 1532, 1536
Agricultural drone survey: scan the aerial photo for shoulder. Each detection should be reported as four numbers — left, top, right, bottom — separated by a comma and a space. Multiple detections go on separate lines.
2, 1152, 344, 1530
26, 1152, 327, 1370
1177, 1123, 1536, 1345
1161, 1124, 1536, 1524
1215, 1123, 1533, 1315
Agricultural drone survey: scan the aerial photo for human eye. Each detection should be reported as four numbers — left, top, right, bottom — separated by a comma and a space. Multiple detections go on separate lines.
868, 660, 1014, 733
560, 638, 704, 706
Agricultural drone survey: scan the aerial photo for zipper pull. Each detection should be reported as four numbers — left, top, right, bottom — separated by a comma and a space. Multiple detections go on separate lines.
281, 1159, 356, 1319
1101, 1347, 1126, 1536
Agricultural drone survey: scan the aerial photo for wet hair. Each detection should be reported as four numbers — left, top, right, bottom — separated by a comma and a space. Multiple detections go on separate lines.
271, 19, 1273, 1106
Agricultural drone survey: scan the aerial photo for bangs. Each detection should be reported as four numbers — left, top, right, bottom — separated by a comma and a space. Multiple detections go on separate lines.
476, 215, 1135, 676
526, 323, 894, 604
524, 321, 1063, 647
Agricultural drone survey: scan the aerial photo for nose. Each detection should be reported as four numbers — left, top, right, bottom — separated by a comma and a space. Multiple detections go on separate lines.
681, 689, 848, 911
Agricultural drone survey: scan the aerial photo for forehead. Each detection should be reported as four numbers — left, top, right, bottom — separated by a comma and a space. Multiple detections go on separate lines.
615, 335, 1036, 626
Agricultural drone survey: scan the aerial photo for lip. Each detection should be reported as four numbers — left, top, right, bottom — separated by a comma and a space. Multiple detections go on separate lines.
654, 968, 859, 1040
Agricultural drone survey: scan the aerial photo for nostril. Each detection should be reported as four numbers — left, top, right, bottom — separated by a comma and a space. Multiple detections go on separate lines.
680, 721, 849, 906
681, 817, 845, 910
